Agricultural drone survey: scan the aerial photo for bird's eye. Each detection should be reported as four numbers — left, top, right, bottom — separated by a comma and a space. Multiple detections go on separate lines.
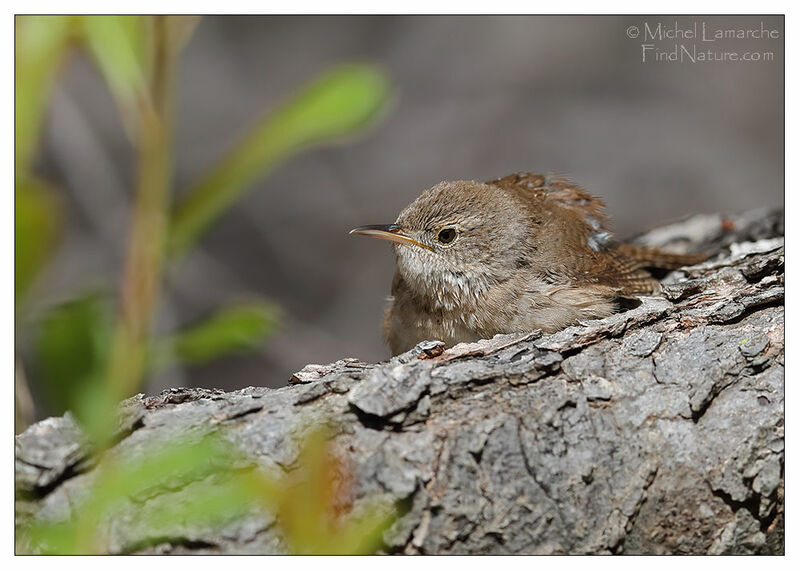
436, 227, 458, 245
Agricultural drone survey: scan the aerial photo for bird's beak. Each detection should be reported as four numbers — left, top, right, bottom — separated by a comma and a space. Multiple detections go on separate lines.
349, 224, 433, 251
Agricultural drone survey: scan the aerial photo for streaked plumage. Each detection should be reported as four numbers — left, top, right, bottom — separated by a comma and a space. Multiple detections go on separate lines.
353, 173, 705, 355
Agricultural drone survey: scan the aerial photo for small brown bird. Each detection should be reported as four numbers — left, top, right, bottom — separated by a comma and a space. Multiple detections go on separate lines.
351, 173, 705, 355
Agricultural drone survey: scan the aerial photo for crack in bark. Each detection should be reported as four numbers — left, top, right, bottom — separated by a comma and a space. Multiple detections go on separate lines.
16, 455, 94, 501
709, 484, 762, 525
514, 418, 568, 541
608, 465, 658, 554
122, 536, 219, 554
708, 454, 783, 537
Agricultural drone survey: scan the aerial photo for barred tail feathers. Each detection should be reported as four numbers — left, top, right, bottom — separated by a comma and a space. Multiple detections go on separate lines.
615, 243, 707, 270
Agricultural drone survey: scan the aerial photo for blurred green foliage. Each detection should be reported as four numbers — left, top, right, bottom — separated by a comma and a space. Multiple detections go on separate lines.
33, 292, 113, 429
274, 428, 396, 554
80, 16, 148, 121
15, 15, 394, 554
20, 428, 397, 554
15, 15, 391, 430
150, 301, 282, 373
15, 178, 60, 301
15, 15, 73, 173
169, 64, 392, 257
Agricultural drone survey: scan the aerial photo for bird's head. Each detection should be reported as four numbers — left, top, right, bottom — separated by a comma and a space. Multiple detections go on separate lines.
351, 180, 533, 308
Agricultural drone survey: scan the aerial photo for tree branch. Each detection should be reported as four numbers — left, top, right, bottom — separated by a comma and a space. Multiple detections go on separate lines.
16, 207, 784, 554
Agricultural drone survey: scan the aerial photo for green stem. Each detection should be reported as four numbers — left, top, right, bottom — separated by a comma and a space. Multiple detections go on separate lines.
104, 17, 176, 432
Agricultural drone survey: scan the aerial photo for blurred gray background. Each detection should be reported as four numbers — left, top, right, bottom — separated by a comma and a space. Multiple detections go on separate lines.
35, 15, 784, 393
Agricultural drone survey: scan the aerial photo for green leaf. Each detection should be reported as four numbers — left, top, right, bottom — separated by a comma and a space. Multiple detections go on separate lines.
168, 63, 392, 257
15, 178, 61, 302
20, 428, 396, 554
15, 15, 74, 172
269, 427, 397, 554
19, 520, 79, 555
335, 504, 398, 555
33, 292, 114, 424
151, 301, 280, 372
22, 433, 247, 554
79, 16, 147, 125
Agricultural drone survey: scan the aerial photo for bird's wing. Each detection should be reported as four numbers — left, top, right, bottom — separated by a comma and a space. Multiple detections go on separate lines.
487, 172, 610, 232
488, 172, 660, 295
586, 248, 660, 295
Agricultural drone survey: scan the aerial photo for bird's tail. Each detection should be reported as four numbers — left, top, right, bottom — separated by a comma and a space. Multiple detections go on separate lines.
616, 243, 707, 270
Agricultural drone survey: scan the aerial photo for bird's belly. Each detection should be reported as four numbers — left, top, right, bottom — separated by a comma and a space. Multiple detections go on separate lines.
383, 301, 482, 355
384, 282, 619, 355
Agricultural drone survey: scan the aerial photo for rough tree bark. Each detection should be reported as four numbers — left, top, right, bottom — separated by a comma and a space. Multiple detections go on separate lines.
15, 208, 784, 555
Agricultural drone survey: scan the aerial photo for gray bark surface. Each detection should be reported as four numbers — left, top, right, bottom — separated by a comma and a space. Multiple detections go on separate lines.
15, 208, 784, 555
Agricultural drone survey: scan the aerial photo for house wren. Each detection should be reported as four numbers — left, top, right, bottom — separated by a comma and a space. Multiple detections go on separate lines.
351, 173, 705, 355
